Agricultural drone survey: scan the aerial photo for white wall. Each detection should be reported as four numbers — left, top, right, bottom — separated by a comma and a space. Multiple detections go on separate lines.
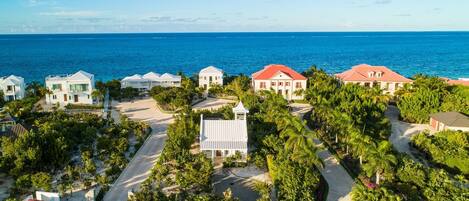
252, 73, 307, 100
199, 72, 223, 90
46, 78, 94, 105
0, 78, 25, 101
343, 81, 407, 95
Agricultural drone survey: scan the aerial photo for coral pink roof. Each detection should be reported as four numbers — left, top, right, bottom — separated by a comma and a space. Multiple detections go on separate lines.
335, 64, 412, 83
251, 64, 307, 80
447, 80, 469, 86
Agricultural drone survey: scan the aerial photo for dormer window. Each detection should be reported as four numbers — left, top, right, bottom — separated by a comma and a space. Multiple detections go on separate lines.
368, 71, 375, 78
376, 71, 383, 78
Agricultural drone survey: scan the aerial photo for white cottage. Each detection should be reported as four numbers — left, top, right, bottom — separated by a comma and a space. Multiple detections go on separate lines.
0, 75, 25, 101
45, 70, 95, 105
121, 72, 181, 91
200, 102, 249, 159
199, 66, 223, 90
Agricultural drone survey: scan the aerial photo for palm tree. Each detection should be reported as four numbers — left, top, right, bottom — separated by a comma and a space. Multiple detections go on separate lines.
92, 89, 104, 105
362, 141, 397, 185
282, 117, 323, 168
349, 130, 375, 165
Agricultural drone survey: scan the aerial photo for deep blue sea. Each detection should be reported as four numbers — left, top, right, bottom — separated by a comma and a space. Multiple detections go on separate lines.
1, 32, 469, 82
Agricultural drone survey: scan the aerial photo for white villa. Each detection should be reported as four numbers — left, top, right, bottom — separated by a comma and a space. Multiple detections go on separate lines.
198, 66, 223, 90
251, 64, 308, 100
200, 102, 249, 159
121, 72, 181, 91
45, 70, 95, 105
0, 75, 25, 101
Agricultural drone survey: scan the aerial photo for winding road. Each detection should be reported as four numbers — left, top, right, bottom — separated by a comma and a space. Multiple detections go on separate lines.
290, 103, 355, 201
103, 98, 174, 201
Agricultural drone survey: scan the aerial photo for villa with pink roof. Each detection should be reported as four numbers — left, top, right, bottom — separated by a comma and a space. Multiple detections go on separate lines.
335, 64, 413, 95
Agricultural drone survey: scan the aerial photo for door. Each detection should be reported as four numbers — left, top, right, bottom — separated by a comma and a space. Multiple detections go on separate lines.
64, 94, 67, 101
74, 95, 79, 102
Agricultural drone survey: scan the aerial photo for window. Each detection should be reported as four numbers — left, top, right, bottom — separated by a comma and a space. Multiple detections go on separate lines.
279, 82, 283, 86
260, 82, 266, 89
368, 71, 374, 78
364, 82, 370, 87
209, 76, 213, 82
376, 72, 383, 78
204, 76, 207, 80
271, 82, 276, 86
296, 82, 302, 88
285, 89, 289, 95
285, 82, 290, 86
224, 150, 229, 156
6, 85, 13, 91
278, 89, 282, 95
69, 84, 89, 92
395, 83, 400, 90
386, 83, 390, 90
88, 95, 90, 99
52, 84, 62, 91
52, 95, 57, 100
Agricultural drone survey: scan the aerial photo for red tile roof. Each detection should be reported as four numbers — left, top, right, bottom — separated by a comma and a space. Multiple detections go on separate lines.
335, 64, 412, 83
447, 79, 469, 86
251, 64, 307, 80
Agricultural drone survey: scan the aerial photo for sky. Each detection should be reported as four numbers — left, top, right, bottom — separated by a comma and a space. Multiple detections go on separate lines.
0, 0, 468, 34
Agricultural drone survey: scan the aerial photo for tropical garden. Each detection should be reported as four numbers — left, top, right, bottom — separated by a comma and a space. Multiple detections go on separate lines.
411, 130, 469, 176
149, 76, 202, 112
0, 82, 150, 200
303, 67, 468, 200
395, 75, 469, 123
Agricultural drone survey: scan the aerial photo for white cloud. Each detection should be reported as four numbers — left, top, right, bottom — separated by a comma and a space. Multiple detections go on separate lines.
39, 10, 101, 17
375, 0, 392, 5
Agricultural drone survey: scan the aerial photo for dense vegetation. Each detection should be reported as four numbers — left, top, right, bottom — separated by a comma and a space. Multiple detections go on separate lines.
207, 74, 251, 98
248, 90, 324, 200
0, 80, 150, 199
0, 110, 149, 199
396, 75, 469, 123
95, 79, 138, 101
149, 77, 201, 111
411, 130, 469, 176
303, 67, 468, 200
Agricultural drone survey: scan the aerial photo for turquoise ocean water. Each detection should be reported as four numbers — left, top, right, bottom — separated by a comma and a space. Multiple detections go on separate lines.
0, 32, 468, 82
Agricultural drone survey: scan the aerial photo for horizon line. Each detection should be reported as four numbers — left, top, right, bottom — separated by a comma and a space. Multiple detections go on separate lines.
1, 30, 469, 35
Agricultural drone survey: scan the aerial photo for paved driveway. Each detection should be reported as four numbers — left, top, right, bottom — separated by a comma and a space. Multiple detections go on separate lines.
290, 103, 354, 201
386, 105, 433, 165
192, 98, 235, 111
104, 98, 174, 201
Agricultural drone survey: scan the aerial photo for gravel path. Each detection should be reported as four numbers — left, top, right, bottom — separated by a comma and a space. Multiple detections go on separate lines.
290, 103, 354, 201
104, 98, 174, 201
192, 97, 235, 111
386, 105, 433, 165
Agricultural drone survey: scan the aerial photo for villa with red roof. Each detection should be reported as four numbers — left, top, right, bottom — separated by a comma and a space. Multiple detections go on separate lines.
251, 64, 307, 100
335, 64, 413, 95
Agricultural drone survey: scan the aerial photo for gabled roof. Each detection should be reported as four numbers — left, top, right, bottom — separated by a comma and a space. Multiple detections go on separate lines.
200, 66, 223, 75
430, 112, 469, 127
252, 64, 307, 80
122, 74, 144, 81
446, 79, 469, 86
159, 73, 181, 81
1, 75, 24, 85
335, 64, 412, 83
142, 72, 161, 80
69, 70, 94, 80
199, 115, 248, 150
